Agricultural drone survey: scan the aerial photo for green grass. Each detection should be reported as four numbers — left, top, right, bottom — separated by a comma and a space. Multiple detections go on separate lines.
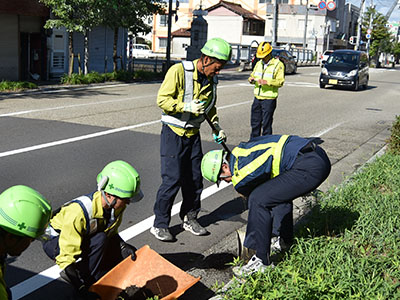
0, 80, 37, 92
220, 117, 400, 299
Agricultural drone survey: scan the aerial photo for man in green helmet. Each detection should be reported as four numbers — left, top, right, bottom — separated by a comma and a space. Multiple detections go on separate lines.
201, 135, 331, 276
42, 160, 143, 299
151, 37, 232, 241
0, 185, 52, 300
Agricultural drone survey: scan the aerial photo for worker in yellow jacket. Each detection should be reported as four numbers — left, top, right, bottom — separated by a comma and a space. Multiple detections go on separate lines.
0, 185, 51, 300
42, 160, 143, 299
151, 38, 232, 242
249, 42, 285, 138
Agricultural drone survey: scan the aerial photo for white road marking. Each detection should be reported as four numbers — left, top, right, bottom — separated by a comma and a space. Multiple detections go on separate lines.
312, 122, 344, 137
10, 181, 231, 299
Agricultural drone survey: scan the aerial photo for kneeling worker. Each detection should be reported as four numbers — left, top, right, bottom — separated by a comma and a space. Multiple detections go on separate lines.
0, 185, 52, 300
201, 135, 331, 276
43, 160, 143, 299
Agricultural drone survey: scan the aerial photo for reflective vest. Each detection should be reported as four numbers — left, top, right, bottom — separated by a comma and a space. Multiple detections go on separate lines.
43, 193, 117, 239
231, 135, 289, 195
161, 61, 217, 129
252, 58, 281, 99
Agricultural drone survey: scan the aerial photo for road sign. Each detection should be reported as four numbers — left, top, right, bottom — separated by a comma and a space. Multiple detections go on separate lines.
366, 33, 371, 39
327, 1, 336, 11
367, 28, 372, 34
318, 1, 326, 10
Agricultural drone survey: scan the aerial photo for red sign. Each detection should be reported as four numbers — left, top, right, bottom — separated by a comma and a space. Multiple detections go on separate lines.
327, 1, 336, 11
318, 1, 326, 9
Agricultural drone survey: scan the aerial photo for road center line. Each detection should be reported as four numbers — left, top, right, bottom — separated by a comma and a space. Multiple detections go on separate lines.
10, 181, 231, 300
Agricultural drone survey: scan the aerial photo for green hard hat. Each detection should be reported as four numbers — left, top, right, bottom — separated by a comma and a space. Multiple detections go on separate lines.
0, 185, 52, 238
201, 38, 232, 61
97, 160, 142, 200
201, 150, 224, 183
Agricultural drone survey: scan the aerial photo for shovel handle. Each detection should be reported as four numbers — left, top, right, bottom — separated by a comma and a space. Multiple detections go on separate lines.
204, 113, 231, 154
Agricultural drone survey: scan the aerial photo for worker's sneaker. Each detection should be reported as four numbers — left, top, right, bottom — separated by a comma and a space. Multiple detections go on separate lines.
271, 236, 289, 253
232, 255, 272, 277
182, 216, 208, 236
150, 226, 173, 241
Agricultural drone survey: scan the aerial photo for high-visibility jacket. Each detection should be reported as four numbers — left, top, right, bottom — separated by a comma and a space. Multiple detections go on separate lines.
229, 135, 309, 196
49, 191, 124, 270
158, 59, 219, 137
249, 57, 285, 99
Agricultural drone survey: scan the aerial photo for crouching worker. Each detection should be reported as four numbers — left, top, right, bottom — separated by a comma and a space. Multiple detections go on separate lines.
201, 135, 331, 276
42, 160, 143, 299
0, 185, 52, 300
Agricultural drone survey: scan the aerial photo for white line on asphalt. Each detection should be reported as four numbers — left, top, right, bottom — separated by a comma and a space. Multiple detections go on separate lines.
0, 101, 250, 158
10, 181, 231, 299
312, 122, 344, 137
0, 95, 153, 117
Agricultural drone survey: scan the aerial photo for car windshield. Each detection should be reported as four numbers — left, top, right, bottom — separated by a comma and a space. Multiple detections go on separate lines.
327, 53, 358, 65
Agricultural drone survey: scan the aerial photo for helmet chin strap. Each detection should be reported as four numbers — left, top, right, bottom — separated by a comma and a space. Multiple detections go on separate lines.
101, 190, 115, 223
201, 56, 215, 74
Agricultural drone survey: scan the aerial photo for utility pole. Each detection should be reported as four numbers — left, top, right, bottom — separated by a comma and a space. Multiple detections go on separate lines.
366, 0, 374, 57
355, 0, 366, 50
166, 0, 173, 69
303, 0, 309, 49
272, 0, 279, 46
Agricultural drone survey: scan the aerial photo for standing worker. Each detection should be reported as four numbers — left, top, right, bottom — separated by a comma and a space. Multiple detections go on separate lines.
249, 42, 285, 138
0, 185, 52, 300
151, 38, 232, 242
201, 135, 331, 276
42, 160, 143, 299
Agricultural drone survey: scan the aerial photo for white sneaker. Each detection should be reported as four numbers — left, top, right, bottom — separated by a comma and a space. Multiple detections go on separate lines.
232, 255, 271, 277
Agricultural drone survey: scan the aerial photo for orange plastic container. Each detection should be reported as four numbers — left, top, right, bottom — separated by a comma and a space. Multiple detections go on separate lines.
90, 245, 200, 299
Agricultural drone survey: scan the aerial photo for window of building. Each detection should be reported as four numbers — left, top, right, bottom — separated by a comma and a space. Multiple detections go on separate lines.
159, 37, 167, 48
259, 0, 288, 3
159, 15, 168, 27
243, 20, 265, 36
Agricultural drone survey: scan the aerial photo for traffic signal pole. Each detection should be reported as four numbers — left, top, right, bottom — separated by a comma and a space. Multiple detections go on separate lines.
355, 0, 366, 50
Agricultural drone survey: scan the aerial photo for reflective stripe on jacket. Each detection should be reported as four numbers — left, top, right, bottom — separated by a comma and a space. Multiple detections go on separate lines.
49, 191, 124, 270
250, 57, 285, 99
157, 59, 218, 137
0, 258, 9, 300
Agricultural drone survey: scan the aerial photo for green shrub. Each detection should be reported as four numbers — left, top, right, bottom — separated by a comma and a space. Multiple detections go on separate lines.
387, 115, 400, 154
0, 80, 37, 91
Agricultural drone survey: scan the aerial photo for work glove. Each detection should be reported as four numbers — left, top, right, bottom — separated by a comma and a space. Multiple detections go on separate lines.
212, 122, 227, 144
183, 99, 206, 114
120, 239, 137, 261
61, 263, 101, 300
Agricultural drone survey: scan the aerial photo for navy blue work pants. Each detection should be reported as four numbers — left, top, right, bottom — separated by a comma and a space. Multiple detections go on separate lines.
243, 146, 331, 265
250, 97, 277, 138
153, 124, 203, 228
43, 233, 123, 285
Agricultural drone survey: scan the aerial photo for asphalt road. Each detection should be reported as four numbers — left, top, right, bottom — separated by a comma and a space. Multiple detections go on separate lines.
1, 65, 399, 299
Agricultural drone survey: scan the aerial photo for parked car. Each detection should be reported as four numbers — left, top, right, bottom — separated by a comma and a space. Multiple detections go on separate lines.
320, 50, 334, 66
271, 49, 297, 74
251, 49, 297, 74
319, 50, 369, 91
129, 44, 152, 58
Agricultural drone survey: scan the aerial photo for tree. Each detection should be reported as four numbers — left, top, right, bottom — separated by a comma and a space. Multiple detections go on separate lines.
99, 0, 163, 71
362, 7, 392, 65
40, 0, 101, 75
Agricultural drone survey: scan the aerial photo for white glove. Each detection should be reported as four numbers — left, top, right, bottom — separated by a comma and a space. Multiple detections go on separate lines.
212, 122, 227, 144
183, 99, 206, 114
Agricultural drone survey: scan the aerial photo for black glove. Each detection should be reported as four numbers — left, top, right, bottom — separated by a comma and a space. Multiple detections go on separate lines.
120, 240, 137, 261
78, 286, 101, 300
62, 263, 101, 300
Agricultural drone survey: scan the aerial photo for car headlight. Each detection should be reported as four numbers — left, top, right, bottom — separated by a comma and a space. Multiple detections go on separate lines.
348, 69, 357, 77
321, 67, 328, 75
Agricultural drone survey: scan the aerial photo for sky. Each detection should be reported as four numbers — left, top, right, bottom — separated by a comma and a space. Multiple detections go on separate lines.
346, 0, 400, 23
